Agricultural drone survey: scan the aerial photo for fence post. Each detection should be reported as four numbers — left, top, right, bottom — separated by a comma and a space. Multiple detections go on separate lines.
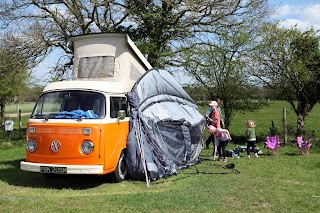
16, 102, 20, 117
282, 108, 287, 144
19, 109, 22, 139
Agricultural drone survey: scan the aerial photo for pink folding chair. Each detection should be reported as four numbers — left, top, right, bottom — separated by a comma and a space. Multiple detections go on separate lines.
297, 136, 312, 155
304, 139, 312, 155
265, 136, 281, 156
297, 136, 304, 155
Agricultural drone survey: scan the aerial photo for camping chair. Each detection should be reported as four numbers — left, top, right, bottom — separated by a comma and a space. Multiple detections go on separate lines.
297, 136, 312, 155
265, 136, 281, 156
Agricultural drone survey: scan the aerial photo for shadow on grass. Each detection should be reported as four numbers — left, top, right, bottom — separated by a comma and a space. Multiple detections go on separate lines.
0, 158, 114, 190
285, 152, 300, 156
0, 128, 27, 142
152, 158, 240, 186
213, 135, 267, 146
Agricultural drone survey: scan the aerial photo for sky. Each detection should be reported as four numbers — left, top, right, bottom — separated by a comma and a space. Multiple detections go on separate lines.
33, 0, 320, 84
269, 0, 320, 31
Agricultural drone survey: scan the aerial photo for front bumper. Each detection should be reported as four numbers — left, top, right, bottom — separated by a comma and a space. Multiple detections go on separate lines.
20, 161, 104, 174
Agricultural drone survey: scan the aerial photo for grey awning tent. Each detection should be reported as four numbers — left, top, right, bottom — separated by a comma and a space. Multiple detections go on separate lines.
126, 68, 205, 184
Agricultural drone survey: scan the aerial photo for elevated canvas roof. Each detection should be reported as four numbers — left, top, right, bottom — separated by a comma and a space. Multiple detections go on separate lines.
68, 33, 152, 92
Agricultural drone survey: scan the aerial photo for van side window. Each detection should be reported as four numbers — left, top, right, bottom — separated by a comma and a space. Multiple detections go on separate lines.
110, 97, 127, 118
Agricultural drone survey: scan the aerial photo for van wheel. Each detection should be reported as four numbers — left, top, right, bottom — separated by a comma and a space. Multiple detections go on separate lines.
110, 151, 127, 182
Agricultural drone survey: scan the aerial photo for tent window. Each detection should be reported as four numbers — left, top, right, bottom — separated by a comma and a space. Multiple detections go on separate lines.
110, 97, 128, 118
78, 56, 115, 78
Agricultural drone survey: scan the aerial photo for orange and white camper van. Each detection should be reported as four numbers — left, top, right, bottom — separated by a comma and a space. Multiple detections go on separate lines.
20, 33, 152, 182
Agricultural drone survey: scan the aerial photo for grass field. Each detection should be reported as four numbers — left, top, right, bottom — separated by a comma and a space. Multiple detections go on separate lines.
0, 101, 319, 212
199, 101, 320, 146
4, 102, 35, 114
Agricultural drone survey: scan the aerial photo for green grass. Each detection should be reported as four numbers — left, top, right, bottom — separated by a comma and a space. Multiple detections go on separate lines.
0, 117, 29, 133
230, 101, 320, 140
4, 102, 35, 114
2, 102, 34, 131
1, 144, 319, 212
200, 101, 320, 147
1, 101, 320, 212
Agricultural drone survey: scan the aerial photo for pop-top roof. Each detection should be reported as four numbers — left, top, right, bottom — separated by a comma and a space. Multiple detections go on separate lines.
66, 33, 152, 92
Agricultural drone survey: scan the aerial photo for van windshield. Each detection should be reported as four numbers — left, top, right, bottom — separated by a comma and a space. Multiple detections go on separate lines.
31, 91, 105, 119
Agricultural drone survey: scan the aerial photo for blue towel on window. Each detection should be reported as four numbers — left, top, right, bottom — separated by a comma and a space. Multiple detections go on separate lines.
55, 110, 98, 119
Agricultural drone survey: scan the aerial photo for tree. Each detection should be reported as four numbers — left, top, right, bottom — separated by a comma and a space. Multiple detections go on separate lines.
181, 24, 267, 129
250, 23, 320, 133
0, 42, 30, 119
124, 0, 271, 68
0, 0, 271, 80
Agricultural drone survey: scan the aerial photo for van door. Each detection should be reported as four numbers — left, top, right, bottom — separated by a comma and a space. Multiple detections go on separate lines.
103, 96, 129, 171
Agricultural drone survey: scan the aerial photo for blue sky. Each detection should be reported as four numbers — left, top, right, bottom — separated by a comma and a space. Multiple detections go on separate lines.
33, 0, 320, 84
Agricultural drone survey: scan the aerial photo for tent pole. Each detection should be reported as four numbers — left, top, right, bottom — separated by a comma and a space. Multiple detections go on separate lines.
135, 119, 150, 187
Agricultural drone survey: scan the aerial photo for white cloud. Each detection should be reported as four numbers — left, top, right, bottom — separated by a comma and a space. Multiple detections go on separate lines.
272, 4, 299, 18
278, 19, 320, 31
271, 3, 320, 31
301, 4, 320, 20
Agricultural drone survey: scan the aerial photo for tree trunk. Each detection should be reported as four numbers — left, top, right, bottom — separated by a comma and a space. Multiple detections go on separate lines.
297, 114, 305, 135
0, 100, 4, 119
223, 105, 232, 130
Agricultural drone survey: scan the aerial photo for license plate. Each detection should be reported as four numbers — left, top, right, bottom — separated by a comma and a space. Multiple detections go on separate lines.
40, 166, 67, 174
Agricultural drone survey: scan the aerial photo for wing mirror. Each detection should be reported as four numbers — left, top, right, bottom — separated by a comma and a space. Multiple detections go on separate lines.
117, 110, 126, 122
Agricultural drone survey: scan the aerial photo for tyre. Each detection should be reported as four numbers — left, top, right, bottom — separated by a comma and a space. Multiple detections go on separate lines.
110, 150, 127, 182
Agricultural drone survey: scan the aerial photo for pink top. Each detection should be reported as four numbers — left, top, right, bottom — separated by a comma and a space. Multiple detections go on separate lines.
215, 129, 229, 141
211, 109, 221, 128
207, 126, 229, 141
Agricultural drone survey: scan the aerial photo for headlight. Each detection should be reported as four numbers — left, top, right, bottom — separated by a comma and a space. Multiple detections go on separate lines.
26, 139, 37, 152
81, 141, 94, 155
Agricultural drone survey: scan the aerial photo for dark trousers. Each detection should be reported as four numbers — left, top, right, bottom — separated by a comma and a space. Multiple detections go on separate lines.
217, 140, 229, 159
247, 140, 257, 155
205, 134, 214, 148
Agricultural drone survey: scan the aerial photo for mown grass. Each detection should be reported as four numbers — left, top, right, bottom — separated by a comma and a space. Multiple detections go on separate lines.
199, 101, 320, 147
0, 101, 320, 212
4, 102, 35, 114
1, 145, 320, 212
